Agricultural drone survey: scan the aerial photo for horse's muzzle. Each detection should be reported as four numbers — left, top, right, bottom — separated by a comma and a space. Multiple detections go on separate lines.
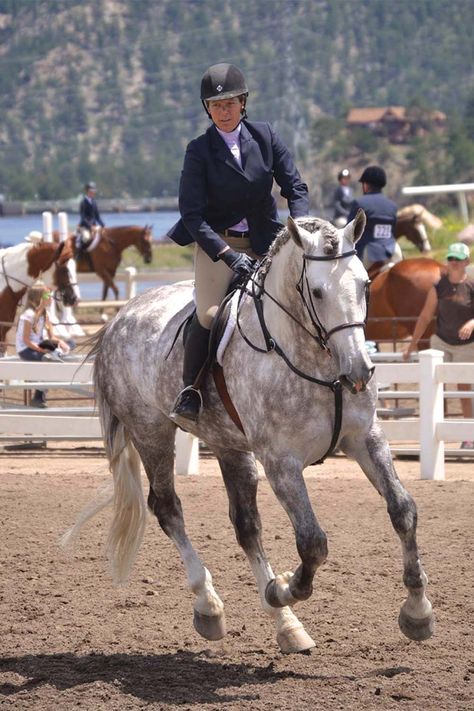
339, 365, 375, 394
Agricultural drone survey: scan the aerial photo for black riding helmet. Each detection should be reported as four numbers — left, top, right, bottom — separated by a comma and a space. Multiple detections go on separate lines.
200, 63, 248, 118
338, 168, 351, 180
359, 166, 386, 188
85, 181, 97, 191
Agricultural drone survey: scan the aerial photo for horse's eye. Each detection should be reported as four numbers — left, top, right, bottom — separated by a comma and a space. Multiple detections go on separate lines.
312, 288, 323, 299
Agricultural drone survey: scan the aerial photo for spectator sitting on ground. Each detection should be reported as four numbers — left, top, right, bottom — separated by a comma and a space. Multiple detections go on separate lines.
16, 284, 71, 408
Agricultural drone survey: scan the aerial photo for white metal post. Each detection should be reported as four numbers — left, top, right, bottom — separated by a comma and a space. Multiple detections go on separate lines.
175, 430, 199, 476
42, 211, 53, 242
124, 266, 137, 299
419, 349, 445, 480
58, 212, 68, 241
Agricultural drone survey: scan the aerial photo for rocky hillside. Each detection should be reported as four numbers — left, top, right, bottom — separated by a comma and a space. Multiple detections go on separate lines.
0, 0, 473, 205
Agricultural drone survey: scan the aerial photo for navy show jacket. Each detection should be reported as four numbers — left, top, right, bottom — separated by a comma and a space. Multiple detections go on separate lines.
79, 197, 105, 229
167, 120, 309, 260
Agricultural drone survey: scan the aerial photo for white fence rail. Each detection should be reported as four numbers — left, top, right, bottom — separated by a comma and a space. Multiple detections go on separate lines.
402, 182, 474, 224
0, 359, 198, 475
1, 351, 473, 479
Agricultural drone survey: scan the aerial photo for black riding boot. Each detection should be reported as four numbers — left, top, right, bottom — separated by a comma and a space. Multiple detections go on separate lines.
170, 315, 211, 423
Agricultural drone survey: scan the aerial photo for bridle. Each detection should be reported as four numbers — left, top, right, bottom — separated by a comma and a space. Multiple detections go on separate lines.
236, 247, 370, 464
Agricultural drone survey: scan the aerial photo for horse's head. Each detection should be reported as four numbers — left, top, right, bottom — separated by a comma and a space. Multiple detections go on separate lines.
282, 210, 374, 393
52, 241, 78, 307
137, 225, 153, 264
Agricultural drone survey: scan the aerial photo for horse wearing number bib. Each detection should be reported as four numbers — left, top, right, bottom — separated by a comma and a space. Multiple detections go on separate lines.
63, 211, 434, 653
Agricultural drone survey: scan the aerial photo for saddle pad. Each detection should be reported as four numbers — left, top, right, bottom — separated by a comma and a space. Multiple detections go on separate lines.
216, 291, 239, 366
86, 229, 102, 253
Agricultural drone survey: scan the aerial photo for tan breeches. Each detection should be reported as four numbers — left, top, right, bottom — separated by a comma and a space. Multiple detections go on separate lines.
194, 236, 256, 329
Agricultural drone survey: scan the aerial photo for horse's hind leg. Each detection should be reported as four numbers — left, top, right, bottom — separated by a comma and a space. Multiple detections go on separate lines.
217, 449, 315, 654
134, 421, 226, 642
341, 425, 435, 641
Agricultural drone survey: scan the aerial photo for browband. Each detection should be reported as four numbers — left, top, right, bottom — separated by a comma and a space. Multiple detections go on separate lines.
303, 249, 356, 261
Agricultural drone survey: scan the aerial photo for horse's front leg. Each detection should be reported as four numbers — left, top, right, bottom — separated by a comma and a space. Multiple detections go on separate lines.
216, 449, 315, 653
95, 269, 117, 302
261, 454, 328, 609
341, 424, 435, 641
135, 429, 226, 642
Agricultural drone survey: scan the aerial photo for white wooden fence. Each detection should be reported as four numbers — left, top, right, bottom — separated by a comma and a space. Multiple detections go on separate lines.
0, 358, 198, 475
1, 350, 472, 479
402, 182, 474, 224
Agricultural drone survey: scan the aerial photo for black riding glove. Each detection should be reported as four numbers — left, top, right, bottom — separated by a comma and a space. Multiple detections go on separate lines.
220, 249, 255, 277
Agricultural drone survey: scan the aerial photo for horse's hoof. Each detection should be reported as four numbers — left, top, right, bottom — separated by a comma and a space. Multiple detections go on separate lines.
277, 625, 316, 654
398, 608, 435, 641
193, 609, 227, 641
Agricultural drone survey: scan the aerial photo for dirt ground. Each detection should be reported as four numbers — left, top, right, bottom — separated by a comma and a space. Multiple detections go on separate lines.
0, 448, 473, 710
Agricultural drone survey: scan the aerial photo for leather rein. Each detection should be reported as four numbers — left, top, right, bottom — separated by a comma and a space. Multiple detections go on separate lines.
236, 248, 369, 464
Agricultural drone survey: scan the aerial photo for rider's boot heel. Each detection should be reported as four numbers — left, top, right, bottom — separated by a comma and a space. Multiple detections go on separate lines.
170, 315, 210, 424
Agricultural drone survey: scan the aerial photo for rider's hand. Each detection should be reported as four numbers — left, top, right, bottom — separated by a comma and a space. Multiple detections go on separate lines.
220, 249, 255, 277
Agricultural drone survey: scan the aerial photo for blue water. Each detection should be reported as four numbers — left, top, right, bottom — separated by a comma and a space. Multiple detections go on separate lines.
0, 211, 181, 300
0, 211, 180, 247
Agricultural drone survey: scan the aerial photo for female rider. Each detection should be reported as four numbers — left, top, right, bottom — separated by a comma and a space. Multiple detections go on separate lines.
168, 63, 309, 422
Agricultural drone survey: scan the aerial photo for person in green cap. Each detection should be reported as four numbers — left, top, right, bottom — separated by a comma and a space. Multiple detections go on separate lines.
403, 241, 474, 448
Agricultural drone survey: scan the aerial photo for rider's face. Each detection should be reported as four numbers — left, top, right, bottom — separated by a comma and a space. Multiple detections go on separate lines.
207, 97, 243, 132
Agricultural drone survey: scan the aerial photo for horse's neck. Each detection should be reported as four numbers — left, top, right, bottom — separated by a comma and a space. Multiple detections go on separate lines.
106, 228, 138, 252
27, 244, 57, 280
252, 245, 334, 377
0, 244, 32, 293
264, 243, 305, 339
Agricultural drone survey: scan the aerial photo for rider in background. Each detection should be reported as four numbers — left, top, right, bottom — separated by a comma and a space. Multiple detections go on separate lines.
332, 168, 353, 227
76, 182, 105, 257
346, 166, 397, 270
403, 242, 474, 449
167, 62, 309, 422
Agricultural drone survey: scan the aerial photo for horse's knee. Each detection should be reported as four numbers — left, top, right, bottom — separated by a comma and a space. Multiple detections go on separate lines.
387, 491, 417, 537
147, 487, 183, 533
230, 504, 262, 551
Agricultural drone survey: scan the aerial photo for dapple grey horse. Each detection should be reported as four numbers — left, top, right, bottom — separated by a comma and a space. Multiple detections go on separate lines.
63, 212, 434, 654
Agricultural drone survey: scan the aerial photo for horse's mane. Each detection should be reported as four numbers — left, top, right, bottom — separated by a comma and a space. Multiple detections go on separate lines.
267, 217, 339, 260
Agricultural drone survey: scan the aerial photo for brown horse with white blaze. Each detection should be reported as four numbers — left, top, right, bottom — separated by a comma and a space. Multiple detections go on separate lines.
57, 225, 153, 301
0, 238, 76, 354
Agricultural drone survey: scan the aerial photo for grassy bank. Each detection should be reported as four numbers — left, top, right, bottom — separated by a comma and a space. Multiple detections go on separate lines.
121, 213, 468, 270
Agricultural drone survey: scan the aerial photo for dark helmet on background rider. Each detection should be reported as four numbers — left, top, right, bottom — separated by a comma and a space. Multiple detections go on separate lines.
200, 63, 248, 118
338, 168, 351, 180
85, 181, 97, 191
358, 166, 386, 188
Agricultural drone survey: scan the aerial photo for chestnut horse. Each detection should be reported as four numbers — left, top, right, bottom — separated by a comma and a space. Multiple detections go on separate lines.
0, 239, 76, 355
366, 257, 445, 342
394, 204, 442, 254
57, 225, 153, 301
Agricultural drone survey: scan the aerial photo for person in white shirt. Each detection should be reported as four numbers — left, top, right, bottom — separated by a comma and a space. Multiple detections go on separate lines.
16, 285, 70, 408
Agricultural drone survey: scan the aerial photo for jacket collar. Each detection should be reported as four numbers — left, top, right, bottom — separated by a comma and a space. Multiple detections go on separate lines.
208, 122, 254, 177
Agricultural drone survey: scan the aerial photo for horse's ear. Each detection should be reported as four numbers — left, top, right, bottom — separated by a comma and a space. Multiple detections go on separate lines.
287, 216, 304, 249
345, 208, 366, 244
55, 241, 65, 258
